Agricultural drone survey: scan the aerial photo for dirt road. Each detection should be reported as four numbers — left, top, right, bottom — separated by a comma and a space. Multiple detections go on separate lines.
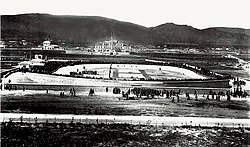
1, 113, 249, 128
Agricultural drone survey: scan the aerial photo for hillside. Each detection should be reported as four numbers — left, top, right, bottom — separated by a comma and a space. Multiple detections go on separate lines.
1, 13, 250, 47
150, 23, 202, 44
1, 13, 153, 45
151, 23, 250, 47
208, 27, 250, 36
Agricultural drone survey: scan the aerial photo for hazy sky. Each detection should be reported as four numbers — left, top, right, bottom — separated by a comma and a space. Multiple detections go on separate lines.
1, 0, 250, 29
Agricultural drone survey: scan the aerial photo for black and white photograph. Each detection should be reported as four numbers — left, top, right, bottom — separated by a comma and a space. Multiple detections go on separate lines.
0, 0, 250, 146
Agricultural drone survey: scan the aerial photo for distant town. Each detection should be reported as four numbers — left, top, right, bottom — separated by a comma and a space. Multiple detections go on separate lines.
1, 37, 249, 55
1, 37, 249, 72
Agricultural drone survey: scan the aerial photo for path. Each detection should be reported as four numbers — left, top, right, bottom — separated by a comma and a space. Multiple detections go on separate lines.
1, 113, 249, 128
139, 69, 152, 79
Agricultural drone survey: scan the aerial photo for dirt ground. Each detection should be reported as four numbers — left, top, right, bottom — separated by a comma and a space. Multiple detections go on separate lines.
1, 122, 249, 146
1, 91, 249, 119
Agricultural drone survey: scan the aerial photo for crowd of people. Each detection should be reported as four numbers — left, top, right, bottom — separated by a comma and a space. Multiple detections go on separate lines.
118, 87, 249, 101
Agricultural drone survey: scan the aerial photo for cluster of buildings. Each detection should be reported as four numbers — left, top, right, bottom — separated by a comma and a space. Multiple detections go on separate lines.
0, 40, 30, 48
0, 40, 63, 50
0, 38, 132, 56
40, 41, 62, 50
92, 37, 131, 55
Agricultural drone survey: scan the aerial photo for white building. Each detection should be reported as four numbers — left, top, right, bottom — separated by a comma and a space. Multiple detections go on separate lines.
0, 41, 6, 48
94, 37, 117, 55
43, 41, 53, 50
93, 37, 132, 55
18, 54, 46, 69
42, 41, 62, 50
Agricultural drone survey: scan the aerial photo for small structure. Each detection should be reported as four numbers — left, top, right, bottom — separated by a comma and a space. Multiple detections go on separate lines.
18, 61, 30, 69
43, 41, 53, 50
42, 41, 62, 50
0, 40, 6, 48
18, 54, 46, 69
30, 54, 46, 66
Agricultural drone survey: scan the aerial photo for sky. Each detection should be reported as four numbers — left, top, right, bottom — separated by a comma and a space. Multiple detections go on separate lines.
1, 0, 250, 29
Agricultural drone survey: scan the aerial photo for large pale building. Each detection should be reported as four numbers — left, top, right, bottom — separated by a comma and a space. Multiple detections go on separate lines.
43, 41, 53, 50
93, 37, 131, 55
94, 37, 117, 55
42, 41, 61, 50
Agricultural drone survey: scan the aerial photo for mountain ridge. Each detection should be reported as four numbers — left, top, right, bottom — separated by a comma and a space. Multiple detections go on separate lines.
1, 13, 250, 47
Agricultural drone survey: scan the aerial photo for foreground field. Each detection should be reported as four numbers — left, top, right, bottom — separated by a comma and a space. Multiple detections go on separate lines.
1, 92, 249, 118
1, 122, 249, 146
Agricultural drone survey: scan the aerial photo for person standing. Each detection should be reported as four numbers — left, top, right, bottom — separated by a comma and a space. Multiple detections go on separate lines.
195, 90, 198, 101
226, 91, 231, 101
206, 94, 209, 100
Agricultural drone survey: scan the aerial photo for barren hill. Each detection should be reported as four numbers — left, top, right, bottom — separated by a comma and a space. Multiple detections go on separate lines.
1, 13, 250, 47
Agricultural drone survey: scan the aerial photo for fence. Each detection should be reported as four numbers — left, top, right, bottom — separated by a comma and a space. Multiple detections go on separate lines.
1, 113, 249, 129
